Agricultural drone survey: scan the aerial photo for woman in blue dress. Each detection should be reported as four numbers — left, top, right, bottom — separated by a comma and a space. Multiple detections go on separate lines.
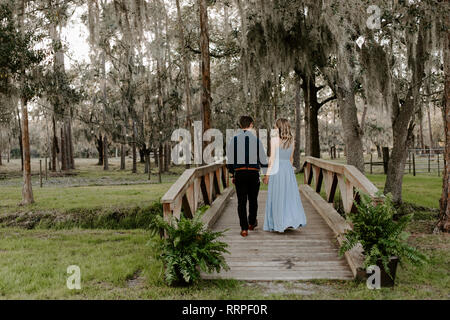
263, 118, 307, 232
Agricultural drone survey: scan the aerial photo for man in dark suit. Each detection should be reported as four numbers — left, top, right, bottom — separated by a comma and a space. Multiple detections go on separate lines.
226, 116, 268, 237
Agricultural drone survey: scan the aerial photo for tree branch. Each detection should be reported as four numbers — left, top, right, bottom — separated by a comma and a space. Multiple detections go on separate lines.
316, 85, 326, 92
318, 94, 337, 107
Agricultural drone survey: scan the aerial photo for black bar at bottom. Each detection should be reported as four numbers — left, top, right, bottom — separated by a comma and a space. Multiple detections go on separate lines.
0, 300, 446, 319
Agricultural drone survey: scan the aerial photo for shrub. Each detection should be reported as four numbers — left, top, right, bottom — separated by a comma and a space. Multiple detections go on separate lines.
339, 191, 428, 277
151, 211, 229, 286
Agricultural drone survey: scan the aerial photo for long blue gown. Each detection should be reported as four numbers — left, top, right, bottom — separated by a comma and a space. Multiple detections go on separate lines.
263, 146, 307, 232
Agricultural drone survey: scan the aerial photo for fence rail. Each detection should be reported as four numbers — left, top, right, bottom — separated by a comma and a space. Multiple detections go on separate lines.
365, 148, 445, 176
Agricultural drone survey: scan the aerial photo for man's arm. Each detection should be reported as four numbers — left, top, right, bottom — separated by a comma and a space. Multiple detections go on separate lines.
226, 136, 235, 176
258, 138, 269, 175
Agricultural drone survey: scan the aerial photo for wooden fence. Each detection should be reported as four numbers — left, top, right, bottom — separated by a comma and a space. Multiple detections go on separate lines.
366, 148, 445, 176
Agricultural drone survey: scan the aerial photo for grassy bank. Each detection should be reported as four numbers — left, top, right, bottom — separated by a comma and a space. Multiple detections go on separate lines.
0, 184, 169, 214
0, 226, 447, 299
365, 174, 442, 209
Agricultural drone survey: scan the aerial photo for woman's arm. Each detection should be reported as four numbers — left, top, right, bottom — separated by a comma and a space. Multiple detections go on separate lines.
263, 137, 278, 184
290, 143, 295, 165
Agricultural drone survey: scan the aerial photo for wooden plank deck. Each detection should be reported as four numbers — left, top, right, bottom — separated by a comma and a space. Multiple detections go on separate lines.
202, 190, 353, 281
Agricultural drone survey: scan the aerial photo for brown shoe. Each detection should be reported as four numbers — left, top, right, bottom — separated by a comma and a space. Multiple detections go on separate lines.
240, 230, 248, 237
248, 220, 258, 231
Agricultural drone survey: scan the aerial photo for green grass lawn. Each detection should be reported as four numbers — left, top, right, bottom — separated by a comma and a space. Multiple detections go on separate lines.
0, 228, 260, 299
0, 184, 170, 214
365, 174, 442, 209
0, 228, 448, 299
0, 158, 182, 215
0, 158, 447, 299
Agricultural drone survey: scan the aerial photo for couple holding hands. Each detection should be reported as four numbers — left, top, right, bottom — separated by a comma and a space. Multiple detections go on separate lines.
226, 116, 307, 237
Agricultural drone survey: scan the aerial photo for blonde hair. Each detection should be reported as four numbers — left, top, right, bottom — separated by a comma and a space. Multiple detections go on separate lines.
275, 118, 294, 149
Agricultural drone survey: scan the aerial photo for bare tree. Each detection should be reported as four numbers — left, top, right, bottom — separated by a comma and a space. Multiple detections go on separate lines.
18, 0, 34, 204
436, 31, 450, 233
199, 0, 212, 153
293, 77, 302, 171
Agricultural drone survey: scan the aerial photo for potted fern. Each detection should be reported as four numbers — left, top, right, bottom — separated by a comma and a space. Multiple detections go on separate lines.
151, 211, 229, 286
339, 191, 427, 287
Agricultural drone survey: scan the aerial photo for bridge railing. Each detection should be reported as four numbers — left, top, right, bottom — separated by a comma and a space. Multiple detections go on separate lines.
161, 162, 231, 226
301, 156, 383, 279
302, 156, 383, 213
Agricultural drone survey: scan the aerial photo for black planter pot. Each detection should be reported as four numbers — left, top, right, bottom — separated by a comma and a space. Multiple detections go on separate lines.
376, 256, 399, 287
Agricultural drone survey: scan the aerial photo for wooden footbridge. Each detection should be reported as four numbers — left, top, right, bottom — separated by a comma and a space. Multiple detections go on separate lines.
161, 157, 382, 281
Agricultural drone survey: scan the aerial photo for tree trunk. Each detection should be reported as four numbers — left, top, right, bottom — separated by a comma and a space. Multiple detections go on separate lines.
301, 74, 321, 158
0, 129, 3, 166
236, 0, 250, 108
132, 121, 137, 173
272, 75, 279, 123
384, 93, 417, 203
154, 147, 158, 167
164, 142, 170, 172
18, 0, 33, 204
50, 4, 72, 171
309, 103, 320, 158
20, 97, 34, 205
144, 147, 149, 174
142, 144, 148, 174
158, 144, 163, 183
385, 26, 426, 203
302, 78, 311, 157
427, 104, 434, 149
376, 144, 382, 159
176, 0, 193, 167
15, 107, 24, 171
360, 103, 368, 133
145, 150, 151, 179
67, 118, 74, 169
51, 116, 58, 171
7, 134, 10, 163
120, 143, 126, 170
139, 148, 145, 163
293, 79, 302, 171
419, 112, 425, 150
65, 123, 70, 170
162, 143, 167, 172
435, 31, 450, 233
60, 127, 67, 171
64, 123, 70, 170
96, 134, 103, 166
103, 135, 109, 171
148, 141, 152, 173
199, 0, 212, 155
336, 83, 365, 172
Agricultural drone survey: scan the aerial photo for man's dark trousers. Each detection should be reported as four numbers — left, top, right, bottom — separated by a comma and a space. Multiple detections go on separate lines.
234, 170, 260, 231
